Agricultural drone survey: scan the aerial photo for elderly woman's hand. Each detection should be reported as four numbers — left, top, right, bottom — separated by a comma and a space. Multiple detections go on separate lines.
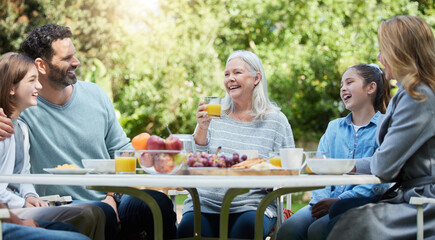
196, 100, 211, 130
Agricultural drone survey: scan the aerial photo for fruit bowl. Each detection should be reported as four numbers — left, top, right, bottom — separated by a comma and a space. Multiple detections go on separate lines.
137, 150, 186, 174
307, 158, 355, 175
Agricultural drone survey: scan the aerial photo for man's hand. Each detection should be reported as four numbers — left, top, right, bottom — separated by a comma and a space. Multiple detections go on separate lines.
0, 108, 14, 141
0, 202, 39, 228
20, 218, 39, 228
25, 196, 49, 207
101, 195, 120, 223
311, 198, 340, 219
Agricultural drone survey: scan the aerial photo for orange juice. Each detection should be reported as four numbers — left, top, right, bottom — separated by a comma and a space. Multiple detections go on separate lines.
115, 157, 136, 174
306, 165, 314, 174
269, 157, 282, 167
206, 104, 221, 118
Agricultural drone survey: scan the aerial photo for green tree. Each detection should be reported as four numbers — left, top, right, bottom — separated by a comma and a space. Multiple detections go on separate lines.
0, 0, 122, 95
112, 0, 225, 137
1, 0, 433, 142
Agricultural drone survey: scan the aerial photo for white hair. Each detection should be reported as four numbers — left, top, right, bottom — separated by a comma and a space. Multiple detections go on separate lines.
222, 50, 280, 120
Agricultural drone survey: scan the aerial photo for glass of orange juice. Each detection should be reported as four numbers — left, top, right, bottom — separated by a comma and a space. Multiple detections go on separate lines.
268, 152, 282, 167
115, 150, 136, 174
204, 96, 221, 118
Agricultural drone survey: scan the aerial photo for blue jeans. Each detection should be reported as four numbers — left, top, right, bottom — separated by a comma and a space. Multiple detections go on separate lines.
177, 211, 276, 239
36, 220, 79, 232
2, 222, 90, 240
76, 189, 177, 240
276, 205, 329, 240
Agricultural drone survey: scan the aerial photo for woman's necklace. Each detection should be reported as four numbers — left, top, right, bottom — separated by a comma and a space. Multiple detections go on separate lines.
232, 111, 252, 122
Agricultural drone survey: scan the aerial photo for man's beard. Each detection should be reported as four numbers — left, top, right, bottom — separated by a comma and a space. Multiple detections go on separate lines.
46, 62, 77, 90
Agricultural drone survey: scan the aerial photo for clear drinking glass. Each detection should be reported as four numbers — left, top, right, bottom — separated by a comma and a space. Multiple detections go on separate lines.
170, 134, 196, 154
204, 96, 221, 118
115, 150, 137, 174
268, 152, 281, 167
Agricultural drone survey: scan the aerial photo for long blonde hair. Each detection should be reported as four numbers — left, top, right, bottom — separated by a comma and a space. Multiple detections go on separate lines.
378, 15, 435, 100
222, 50, 280, 120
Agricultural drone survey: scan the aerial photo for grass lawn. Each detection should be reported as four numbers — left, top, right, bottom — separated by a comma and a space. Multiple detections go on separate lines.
290, 202, 307, 212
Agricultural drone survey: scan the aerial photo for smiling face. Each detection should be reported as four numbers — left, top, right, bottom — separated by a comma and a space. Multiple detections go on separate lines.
224, 57, 260, 104
44, 38, 80, 90
340, 68, 375, 112
10, 65, 42, 116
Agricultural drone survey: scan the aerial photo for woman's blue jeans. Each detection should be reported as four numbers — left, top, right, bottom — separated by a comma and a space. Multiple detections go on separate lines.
177, 210, 276, 239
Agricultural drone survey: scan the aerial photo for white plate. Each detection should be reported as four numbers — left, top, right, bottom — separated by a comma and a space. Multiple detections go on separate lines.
43, 168, 94, 175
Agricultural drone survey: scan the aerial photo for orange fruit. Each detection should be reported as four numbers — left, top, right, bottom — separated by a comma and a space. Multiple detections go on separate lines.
132, 132, 151, 150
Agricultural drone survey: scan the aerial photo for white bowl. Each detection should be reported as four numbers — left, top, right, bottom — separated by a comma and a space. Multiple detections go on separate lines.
307, 158, 355, 175
81, 159, 115, 174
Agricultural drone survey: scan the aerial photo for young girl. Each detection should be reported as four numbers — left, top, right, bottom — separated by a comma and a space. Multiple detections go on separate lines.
277, 63, 391, 240
0, 53, 107, 239
327, 15, 435, 240
0, 52, 45, 208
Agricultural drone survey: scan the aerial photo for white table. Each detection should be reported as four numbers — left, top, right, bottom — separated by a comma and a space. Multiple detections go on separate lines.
0, 174, 381, 240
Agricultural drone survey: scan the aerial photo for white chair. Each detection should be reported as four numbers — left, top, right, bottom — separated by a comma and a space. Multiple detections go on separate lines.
167, 189, 189, 226
275, 193, 292, 227
409, 196, 435, 240
269, 193, 292, 240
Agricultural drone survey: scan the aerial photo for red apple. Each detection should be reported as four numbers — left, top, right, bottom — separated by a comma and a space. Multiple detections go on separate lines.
154, 153, 174, 173
139, 152, 153, 168
147, 135, 165, 150
165, 136, 183, 151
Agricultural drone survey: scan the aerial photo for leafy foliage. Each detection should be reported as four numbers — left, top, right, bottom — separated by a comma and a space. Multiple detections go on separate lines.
1, 0, 433, 141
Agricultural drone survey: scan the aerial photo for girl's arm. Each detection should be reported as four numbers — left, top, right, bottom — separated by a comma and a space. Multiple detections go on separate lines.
0, 139, 27, 208
337, 183, 391, 199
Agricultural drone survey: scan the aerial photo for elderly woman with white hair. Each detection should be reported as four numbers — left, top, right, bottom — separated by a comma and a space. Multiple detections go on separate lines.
177, 50, 295, 239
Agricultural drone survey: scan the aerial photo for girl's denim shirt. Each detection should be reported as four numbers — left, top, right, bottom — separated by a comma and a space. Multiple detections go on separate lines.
310, 112, 391, 205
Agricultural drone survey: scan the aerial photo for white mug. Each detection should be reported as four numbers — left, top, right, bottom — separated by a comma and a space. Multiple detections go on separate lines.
279, 148, 304, 169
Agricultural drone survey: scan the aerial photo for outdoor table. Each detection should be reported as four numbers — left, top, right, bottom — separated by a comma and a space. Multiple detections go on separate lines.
0, 174, 381, 240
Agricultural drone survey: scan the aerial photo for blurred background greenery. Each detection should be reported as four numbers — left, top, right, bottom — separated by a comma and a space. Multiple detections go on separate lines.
1, 0, 434, 145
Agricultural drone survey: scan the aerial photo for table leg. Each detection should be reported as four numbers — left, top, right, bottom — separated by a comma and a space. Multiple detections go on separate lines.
254, 187, 321, 240
219, 188, 249, 240
87, 186, 164, 240
184, 188, 202, 239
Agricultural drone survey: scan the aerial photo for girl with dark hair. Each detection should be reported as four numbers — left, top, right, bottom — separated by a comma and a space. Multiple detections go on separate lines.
277, 63, 391, 240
